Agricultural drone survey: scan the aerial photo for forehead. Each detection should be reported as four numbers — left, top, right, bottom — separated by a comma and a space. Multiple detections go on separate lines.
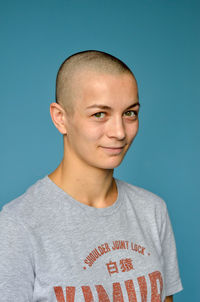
74, 70, 138, 109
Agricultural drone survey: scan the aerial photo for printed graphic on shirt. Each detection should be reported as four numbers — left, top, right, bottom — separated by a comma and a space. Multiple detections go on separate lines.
83, 240, 148, 270
53, 239, 163, 302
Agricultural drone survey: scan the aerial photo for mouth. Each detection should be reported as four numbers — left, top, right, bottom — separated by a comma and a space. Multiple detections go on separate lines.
101, 146, 125, 154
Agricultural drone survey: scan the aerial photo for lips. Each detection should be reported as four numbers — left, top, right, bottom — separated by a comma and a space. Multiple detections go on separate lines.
101, 146, 125, 155
103, 146, 125, 149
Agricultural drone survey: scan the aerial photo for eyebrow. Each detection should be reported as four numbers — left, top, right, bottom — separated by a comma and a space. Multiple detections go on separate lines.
86, 102, 140, 110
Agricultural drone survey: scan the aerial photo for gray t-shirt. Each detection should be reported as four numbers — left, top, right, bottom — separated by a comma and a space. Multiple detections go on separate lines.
0, 175, 183, 301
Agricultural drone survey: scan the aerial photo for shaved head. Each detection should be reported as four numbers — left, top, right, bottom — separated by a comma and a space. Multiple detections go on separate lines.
55, 50, 136, 114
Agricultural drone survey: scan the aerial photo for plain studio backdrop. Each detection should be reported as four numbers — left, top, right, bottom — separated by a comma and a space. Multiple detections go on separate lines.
0, 0, 199, 301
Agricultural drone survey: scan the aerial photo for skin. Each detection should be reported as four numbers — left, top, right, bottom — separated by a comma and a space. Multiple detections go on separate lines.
49, 70, 173, 300
49, 71, 140, 207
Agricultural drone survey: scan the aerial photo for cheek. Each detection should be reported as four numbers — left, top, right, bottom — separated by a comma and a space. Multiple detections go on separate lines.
126, 122, 139, 141
83, 123, 105, 142
73, 123, 104, 143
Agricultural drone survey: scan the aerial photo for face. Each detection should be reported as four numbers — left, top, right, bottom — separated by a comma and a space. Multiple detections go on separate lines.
64, 71, 140, 170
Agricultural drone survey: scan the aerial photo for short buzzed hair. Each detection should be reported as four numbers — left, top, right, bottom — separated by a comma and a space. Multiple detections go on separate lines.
55, 50, 135, 114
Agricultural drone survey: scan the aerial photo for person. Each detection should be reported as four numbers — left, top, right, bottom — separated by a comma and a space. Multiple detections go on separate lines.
0, 50, 183, 301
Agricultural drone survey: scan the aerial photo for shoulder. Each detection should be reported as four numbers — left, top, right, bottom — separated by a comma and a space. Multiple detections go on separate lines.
0, 175, 51, 227
116, 179, 171, 241
116, 178, 168, 219
117, 178, 166, 205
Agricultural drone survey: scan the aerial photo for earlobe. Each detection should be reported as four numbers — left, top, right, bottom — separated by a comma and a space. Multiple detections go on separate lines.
49, 102, 67, 135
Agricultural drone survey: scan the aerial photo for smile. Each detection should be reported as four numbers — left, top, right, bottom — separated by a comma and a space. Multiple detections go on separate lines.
101, 146, 125, 154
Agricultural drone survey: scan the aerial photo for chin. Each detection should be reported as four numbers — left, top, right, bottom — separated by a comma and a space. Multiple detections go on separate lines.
98, 158, 124, 170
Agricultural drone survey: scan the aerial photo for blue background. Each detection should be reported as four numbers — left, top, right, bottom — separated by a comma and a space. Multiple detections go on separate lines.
1, 0, 199, 300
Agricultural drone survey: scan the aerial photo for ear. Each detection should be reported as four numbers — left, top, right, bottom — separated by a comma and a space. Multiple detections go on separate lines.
49, 102, 67, 134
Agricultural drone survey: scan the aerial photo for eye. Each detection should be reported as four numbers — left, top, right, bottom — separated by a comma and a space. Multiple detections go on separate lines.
124, 110, 138, 118
93, 112, 106, 119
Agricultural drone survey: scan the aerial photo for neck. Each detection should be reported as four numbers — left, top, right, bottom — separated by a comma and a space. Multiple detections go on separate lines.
48, 155, 118, 208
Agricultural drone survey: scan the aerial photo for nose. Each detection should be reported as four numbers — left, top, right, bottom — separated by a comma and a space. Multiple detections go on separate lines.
106, 116, 126, 140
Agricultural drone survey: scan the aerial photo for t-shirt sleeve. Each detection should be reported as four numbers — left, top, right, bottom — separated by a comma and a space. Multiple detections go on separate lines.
160, 203, 183, 296
0, 207, 35, 302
